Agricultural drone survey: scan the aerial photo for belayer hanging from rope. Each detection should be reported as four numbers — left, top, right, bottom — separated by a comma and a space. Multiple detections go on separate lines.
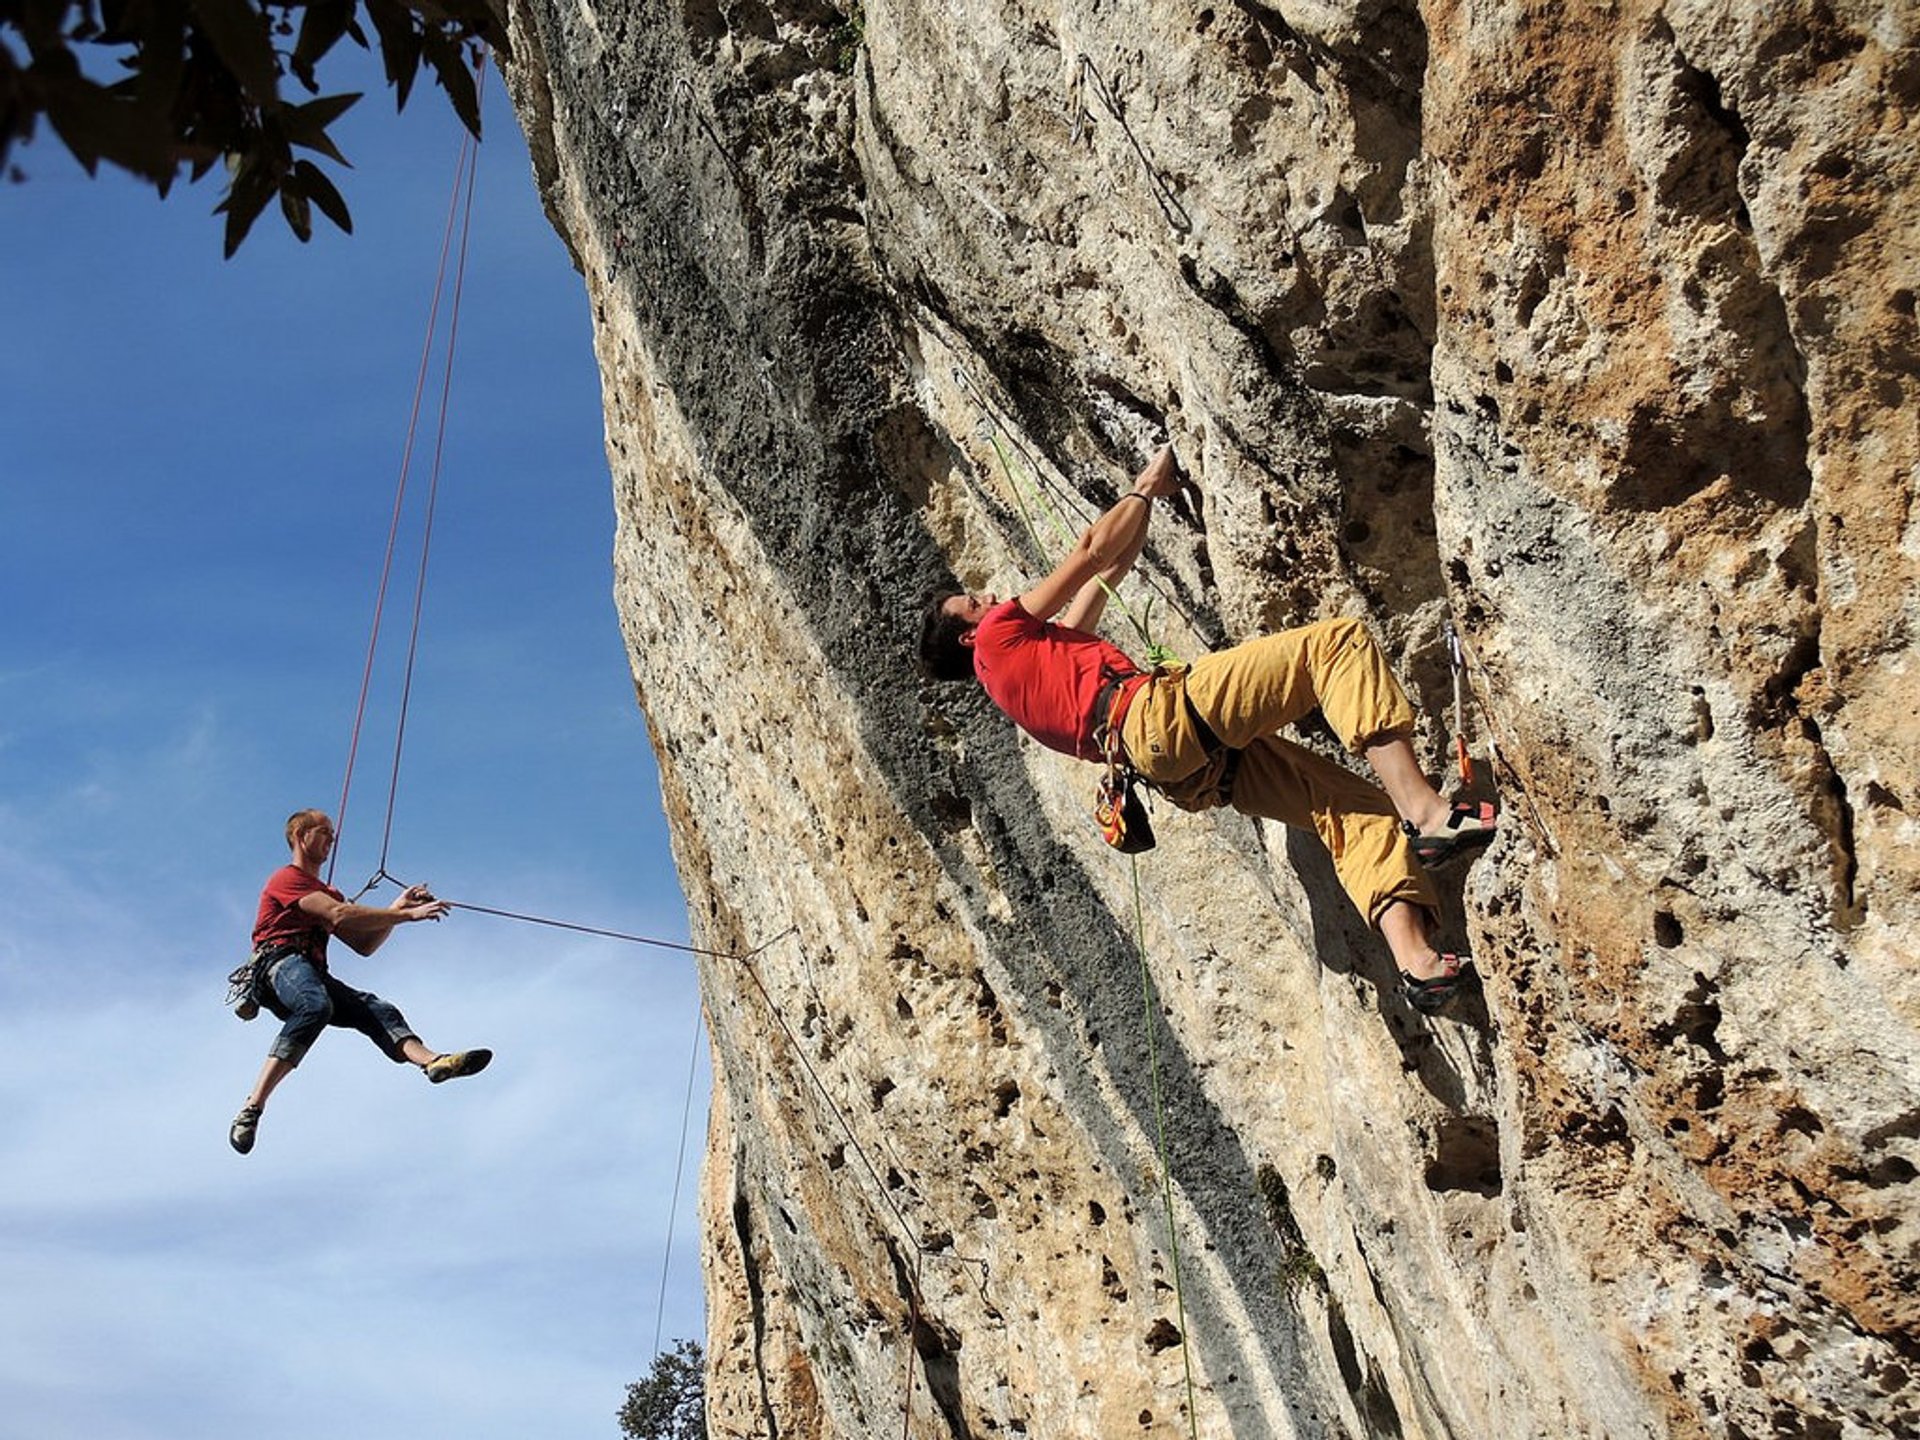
917, 445, 1497, 1013
226, 809, 493, 1155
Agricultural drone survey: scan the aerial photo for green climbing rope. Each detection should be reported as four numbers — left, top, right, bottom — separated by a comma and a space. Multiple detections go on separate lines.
982, 431, 1180, 667
968, 423, 1204, 1433
1132, 855, 1203, 1440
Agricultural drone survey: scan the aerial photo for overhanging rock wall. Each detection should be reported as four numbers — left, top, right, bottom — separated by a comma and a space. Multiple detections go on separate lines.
497, 2, 1919, 1435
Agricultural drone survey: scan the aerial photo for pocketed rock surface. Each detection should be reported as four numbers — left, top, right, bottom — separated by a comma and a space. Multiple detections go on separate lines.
497, 2, 1918, 1435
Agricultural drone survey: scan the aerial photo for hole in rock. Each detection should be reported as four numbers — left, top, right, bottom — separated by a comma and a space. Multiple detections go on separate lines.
1425, 1115, 1503, 1196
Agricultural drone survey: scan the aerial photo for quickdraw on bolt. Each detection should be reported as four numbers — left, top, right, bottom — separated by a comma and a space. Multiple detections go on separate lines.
1446, 619, 1473, 787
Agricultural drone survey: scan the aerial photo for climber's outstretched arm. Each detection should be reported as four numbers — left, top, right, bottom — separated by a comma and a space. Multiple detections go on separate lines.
1024, 447, 1182, 630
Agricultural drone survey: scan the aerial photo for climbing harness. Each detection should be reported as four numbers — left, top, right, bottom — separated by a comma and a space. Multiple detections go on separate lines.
1096, 751, 1156, 853
224, 949, 269, 1019
1094, 668, 1156, 853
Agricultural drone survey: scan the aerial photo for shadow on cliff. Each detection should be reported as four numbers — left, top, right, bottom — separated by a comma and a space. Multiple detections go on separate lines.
910, 712, 1333, 1428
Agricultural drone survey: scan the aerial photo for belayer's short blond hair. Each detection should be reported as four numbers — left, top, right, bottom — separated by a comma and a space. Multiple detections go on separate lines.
285, 809, 332, 849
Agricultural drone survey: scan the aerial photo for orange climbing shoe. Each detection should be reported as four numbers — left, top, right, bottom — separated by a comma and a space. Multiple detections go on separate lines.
425, 1048, 493, 1084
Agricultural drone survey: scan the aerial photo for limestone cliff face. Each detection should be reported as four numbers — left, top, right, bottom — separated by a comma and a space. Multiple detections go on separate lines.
498, 2, 1918, 1435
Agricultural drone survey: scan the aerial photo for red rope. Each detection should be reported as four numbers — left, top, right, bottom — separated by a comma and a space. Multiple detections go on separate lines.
330, 79, 483, 882
376, 116, 481, 874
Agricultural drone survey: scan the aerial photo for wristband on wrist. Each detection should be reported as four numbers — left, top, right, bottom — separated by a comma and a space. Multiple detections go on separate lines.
1123, 492, 1152, 508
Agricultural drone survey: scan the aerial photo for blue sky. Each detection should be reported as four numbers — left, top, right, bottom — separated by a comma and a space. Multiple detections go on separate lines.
1, 56, 707, 1439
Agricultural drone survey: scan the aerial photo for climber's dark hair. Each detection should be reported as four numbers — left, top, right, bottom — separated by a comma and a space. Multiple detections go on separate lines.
918, 593, 976, 683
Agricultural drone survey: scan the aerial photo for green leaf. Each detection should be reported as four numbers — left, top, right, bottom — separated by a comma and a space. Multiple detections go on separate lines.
291, 0, 353, 89
41, 73, 177, 182
117, 14, 188, 121
283, 90, 360, 163
184, 145, 224, 183
187, 0, 282, 107
363, 0, 423, 110
279, 179, 313, 242
216, 161, 277, 257
288, 90, 361, 132
41, 110, 102, 175
422, 30, 480, 137
294, 159, 353, 233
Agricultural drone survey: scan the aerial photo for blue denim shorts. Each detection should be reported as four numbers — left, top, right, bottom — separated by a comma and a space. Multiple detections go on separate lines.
260, 952, 419, 1065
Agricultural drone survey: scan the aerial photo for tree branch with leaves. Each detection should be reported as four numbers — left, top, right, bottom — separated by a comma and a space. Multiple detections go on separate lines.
619, 1338, 705, 1440
1, 0, 509, 253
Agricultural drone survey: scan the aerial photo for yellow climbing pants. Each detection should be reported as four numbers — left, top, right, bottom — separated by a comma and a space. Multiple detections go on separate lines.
1118, 618, 1438, 928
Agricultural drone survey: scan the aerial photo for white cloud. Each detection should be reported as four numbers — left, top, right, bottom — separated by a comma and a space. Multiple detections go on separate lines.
0, 899, 711, 1440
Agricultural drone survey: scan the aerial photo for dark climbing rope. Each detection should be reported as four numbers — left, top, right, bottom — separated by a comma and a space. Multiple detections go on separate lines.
726, 931, 994, 1434
653, 1002, 708, 1358
1070, 55, 1192, 235
447, 892, 792, 962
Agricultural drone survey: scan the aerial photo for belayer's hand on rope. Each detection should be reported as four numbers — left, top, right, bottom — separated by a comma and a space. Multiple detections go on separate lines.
392, 883, 451, 922
352, 868, 453, 920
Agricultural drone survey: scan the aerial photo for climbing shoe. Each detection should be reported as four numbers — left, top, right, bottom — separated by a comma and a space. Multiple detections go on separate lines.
1400, 954, 1472, 1015
425, 1048, 493, 1084
229, 1103, 262, 1155
1405, 799, 1498, 866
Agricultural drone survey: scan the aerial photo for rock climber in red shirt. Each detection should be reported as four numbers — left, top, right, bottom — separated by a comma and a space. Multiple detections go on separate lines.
228, 808, 492, 1154
918, 447, 1495, 1012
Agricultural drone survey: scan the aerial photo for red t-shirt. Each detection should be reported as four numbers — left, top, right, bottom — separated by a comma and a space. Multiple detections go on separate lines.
971, 599, 1142, 761
252, 864, 341, 960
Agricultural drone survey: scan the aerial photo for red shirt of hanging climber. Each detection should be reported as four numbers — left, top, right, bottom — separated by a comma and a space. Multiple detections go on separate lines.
251, 864, 348, 962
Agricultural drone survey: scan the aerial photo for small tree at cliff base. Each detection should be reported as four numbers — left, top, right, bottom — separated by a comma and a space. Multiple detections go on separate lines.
619, 1338, 705, 1440
1, 0, 508, 254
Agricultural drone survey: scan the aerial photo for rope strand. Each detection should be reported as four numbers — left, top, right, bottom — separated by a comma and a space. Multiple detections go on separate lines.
330, 106, 478, 882
1131, 856, 1203, 1439
376, 104, 483, 875
982, 426, 1181, 665
963, 429, 1206, 1428
652, 1002, 707, 1358
728, 934, 993, 1433
442, 895, 791, 962
950, 359, 1204, 656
